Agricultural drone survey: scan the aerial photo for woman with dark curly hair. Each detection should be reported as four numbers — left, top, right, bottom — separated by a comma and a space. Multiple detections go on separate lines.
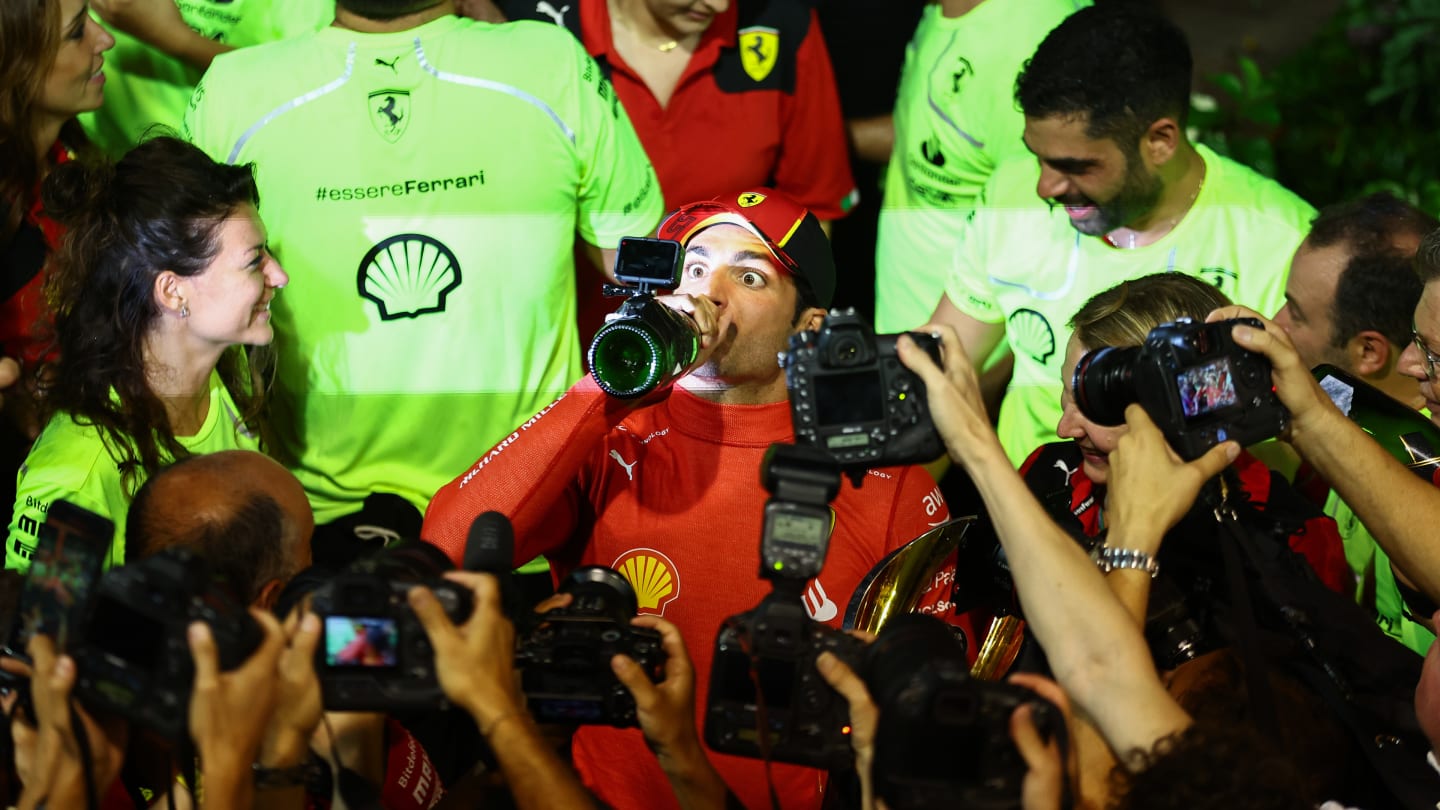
5, 136, 288, 571
1, 0, 115, 386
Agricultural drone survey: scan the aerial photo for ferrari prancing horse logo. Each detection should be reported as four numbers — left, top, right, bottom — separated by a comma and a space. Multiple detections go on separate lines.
739, 27, 778, 82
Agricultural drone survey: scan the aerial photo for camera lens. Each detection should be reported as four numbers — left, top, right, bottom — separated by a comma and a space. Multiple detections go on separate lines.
562, 566, 640, 621
1072, 346, 1140, 427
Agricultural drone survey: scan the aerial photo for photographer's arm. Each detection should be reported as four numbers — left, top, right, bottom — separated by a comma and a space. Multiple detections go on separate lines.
928, 294, 1009, 414
188, 610, 287, 810
1212, 308, 1440, 606
410, 573, 597, 810
253, 611, 322, 810
815, 651, 878, 810
1099, 405, 1242, 625
14, 637, 128, 810
612, 615, 738, 810
896, 330, 1193, 758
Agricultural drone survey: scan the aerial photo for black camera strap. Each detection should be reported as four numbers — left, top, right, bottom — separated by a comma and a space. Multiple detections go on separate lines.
1209, 477, 1283, 745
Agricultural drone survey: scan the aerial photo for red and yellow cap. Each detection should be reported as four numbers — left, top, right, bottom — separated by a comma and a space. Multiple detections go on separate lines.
657, 188, 835, 307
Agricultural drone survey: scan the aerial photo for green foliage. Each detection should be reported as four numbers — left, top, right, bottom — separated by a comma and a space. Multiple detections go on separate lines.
1190, 0, 1440, 215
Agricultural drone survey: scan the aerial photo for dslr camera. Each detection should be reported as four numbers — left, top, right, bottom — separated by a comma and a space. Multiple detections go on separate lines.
516, 566, 665, 727
72, 547, 262, 739
784, 309, 944, 476
863, 614, 1063, 810
308, 541, 473, 711
705, 444, 867, 770
1071, 317, 1286, 459
589, 237, 700, 399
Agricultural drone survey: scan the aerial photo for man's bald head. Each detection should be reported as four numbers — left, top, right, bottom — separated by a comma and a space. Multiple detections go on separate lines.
126, 451, 313, 608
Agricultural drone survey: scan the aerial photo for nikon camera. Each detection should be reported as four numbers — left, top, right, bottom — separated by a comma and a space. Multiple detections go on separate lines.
72, 548, 263, 739
1071, 317, 1286, 459
783, 309, 944, 473
705, 444, 867, 770
516, 566, 665, 727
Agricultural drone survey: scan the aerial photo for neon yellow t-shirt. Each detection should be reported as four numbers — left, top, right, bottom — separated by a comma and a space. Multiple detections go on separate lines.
946, 147, 1315, 464
6, 372, 260, 573
79, 0, 334, 156
184, 15, 663, 526
874, 0, 1088, 333
1325, 491, 1436, 655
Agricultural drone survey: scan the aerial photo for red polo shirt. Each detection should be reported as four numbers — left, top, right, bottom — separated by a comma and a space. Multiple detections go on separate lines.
578, 0, 856, 218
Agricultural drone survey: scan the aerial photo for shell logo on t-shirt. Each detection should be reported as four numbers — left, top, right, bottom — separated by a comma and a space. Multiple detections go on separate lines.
613, 548, 680, 614
357, 234, 461, 320
1007, 308, 1057, 365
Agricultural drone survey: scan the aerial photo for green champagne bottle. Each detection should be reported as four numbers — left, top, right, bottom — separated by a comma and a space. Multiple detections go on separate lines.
589, 295, 699, 399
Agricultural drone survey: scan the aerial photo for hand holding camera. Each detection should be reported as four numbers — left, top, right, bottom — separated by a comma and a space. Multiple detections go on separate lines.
15, 634, 128, 810
1205, 306, 1345, 440
408, 572, 523, 734
516, 566, 665, 727
186, 608, 288, 804
1105, 405, 1240, 553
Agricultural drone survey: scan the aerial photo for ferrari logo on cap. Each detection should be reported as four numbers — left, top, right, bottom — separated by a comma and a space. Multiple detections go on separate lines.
738, 191, 766, 207
739, 27, 778, 82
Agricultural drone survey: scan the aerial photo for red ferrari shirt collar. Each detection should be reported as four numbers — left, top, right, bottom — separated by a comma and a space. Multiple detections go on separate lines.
666, 385, 794, 447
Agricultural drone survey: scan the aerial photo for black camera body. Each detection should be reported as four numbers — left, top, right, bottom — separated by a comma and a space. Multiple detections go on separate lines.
72, 548, 262, 739
517, 566, 665, 727
863, 614, 1061, 810
310, 542, 473, 711
589, 237, 699, 399
705, 444, 864, 769
784, 309, 944, 471
705, 594, 867, 769
1072, 317, 1286, 460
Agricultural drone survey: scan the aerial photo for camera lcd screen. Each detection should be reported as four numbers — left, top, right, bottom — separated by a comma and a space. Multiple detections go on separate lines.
714, 650, 796, 711
16, 502, 112, 651
325, 616, 400, 668
814, 371, 885, 426
769, 513, 827, 549
1175, 357, 1239, 420
87, 595, 166, 668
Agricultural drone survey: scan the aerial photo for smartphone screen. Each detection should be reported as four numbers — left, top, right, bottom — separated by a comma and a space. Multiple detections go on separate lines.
11, 500, 113, 653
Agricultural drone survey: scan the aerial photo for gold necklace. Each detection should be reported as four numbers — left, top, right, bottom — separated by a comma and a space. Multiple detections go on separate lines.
611, 0, 683, 52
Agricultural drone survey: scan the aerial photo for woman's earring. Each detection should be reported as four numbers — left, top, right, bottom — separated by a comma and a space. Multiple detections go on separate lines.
179, 302, 189, 319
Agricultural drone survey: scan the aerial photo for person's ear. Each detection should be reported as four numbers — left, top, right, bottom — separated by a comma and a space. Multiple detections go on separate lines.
796, 306, 826, 334
154, 270, 188, 319
252, 579, 284, 612
1140, 117, 1181, 168
1347, 330, 1395, 378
